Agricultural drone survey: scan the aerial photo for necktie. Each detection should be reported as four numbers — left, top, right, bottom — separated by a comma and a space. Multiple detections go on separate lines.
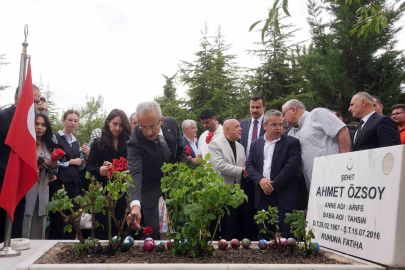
355, 120, 365, 144
252, 119, 259, 141
156, 135, 172, 163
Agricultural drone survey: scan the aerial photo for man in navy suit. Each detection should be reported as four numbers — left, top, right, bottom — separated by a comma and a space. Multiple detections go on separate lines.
349, 92, 400, 151
239, 94, 266, 240
246, 109, 302, 239
182, 119, 199, 165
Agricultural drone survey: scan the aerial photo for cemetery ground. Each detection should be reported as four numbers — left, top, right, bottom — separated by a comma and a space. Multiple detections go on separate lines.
36, 241, 344, 265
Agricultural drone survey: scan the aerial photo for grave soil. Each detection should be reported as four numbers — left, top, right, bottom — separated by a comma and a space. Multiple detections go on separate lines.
35, 242, 347, 265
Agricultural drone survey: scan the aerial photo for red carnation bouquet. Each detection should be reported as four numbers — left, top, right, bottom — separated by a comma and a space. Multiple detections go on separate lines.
107, 157, 128, 179
205, 132, 214, 144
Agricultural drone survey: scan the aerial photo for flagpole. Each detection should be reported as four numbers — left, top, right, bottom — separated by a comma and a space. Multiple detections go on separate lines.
0, 25, 29, 257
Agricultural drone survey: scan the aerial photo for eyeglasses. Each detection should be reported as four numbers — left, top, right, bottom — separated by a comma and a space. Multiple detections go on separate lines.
267, 123, 283, 128
34, 100, 44, 105
282, 108, 293, 116
139, 119, 161, 131
391, 112, 405, 117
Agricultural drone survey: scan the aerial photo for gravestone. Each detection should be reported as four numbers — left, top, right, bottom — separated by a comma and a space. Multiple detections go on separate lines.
307, 145, 405, 267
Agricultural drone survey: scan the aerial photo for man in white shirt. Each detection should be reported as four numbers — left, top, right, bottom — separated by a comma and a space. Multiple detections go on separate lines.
182, 119, 199, 165
197, 109, 223, 160
238, 94, 266, 241
246, 109, 302, 239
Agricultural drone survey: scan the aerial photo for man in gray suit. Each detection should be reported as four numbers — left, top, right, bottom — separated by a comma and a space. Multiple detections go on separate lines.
209, 118, 247, 239
126, 101, 187, 239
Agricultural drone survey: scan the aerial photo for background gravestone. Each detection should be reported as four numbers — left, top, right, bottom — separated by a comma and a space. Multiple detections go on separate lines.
307, 145, 405, 267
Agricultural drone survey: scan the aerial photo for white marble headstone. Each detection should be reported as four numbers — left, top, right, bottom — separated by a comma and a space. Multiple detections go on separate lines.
307, 145, 405, 267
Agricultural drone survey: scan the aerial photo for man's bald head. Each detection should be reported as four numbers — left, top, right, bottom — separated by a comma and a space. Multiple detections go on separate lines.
223, 118, 242, 141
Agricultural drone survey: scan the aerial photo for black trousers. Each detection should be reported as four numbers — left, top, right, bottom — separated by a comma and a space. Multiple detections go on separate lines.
257, 193, 293, 240
239, 178, 259, 240
0, 198, 25, 243
141, 199, 160, 240
221, 205, 241, 240
48, 179, 79, 240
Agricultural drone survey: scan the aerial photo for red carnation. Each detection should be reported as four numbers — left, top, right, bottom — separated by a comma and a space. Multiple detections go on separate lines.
205, 132, 214, 144
143, 226, 153, 236
185, 146, 192, 157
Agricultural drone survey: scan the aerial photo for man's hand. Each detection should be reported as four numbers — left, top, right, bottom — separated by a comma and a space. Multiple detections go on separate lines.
259, 178, 274, 195
187, 156, 192, 162
49, 175, 57, 183
243, 167, 249, 178
126, 205, 141, 231
69, 158, 83, 166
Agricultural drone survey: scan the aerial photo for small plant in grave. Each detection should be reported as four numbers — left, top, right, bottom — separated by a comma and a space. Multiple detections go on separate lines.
161, 154, 247, 257
285, 210, 316, 255
47, 157, 135, 255
254, 206, 286, 252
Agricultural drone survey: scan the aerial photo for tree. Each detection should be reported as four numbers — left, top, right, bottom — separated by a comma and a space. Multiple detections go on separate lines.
179, 24, 248, 126
73, 95, 107, 144
249, 0, 404, 39
247, 16, 308, 108
154, 73, 193, 126
299, 0, 405, 117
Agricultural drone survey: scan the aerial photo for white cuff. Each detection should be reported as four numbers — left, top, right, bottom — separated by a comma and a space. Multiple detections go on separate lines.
130, 200, 141, 210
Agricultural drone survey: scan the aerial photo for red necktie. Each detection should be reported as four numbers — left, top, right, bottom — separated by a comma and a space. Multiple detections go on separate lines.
252, 119, 258, 141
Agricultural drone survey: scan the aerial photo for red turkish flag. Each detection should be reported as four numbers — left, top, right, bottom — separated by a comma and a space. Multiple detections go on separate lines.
0, 60, 38, 221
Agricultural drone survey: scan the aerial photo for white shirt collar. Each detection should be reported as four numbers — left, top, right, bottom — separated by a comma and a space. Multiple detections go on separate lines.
184, 135, 196, 144
264, 134, 281, 144
361, 111, 375, 124
58, 130, 77, 142
159, 129, 163, 136
213, 125, 223, 134
251, 114, 264, 124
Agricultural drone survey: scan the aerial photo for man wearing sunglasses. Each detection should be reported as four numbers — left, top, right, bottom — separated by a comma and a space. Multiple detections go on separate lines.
0, 85, 41, 243
126, 101, 187, 240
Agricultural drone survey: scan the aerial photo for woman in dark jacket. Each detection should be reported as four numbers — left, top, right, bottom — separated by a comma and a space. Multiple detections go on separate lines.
86, 109, 131, 240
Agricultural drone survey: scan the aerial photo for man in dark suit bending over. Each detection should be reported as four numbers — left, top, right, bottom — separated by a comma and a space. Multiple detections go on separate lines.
246, 109, 302, 239
126, 101, 187, 239
349, 92, 400, 152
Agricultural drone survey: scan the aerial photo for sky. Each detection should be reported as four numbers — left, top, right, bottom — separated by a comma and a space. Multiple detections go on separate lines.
0, 0, 404, 117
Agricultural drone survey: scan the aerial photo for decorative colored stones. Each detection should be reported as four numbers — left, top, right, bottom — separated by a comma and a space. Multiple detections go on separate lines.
144, 240, 154, 252
120, 239, 132, 252
145, 237, 154, 244
218, 239, 228, 250
241, 238, 251, 249
268, 240, 276, 249
280, 238, 289, 248
287, 238, 297, 247
125, 236, 135, 247
230, 239, 240, 249
167, 239, 174, 250
258, 239, 268, 250
155, 241, 166, 252
310, 242, 320, 252
111, 236, 121, 245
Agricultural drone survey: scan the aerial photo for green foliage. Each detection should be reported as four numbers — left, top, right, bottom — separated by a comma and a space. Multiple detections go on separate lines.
47, 165, 133, 255
154, 73, 194, 126
178, 24, 249, 133
247, 16, 308, 106
299, 0, 405, 118
254, 206, 279, 237
250, 0, 404, 38
161, 154, 246, 257
285, 210, 316, 255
